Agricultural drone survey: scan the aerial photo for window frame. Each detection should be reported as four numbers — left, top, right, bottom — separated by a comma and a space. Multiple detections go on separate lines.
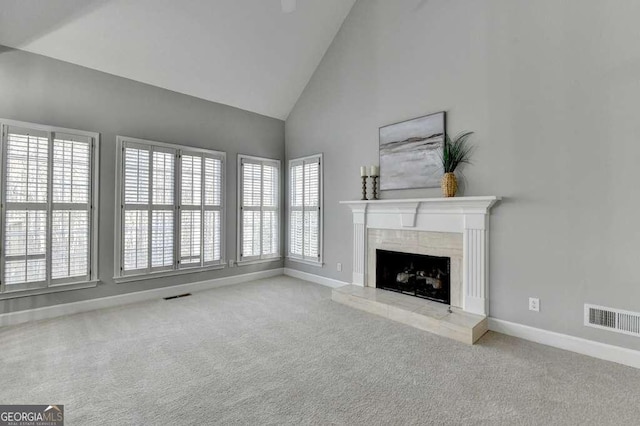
113, 136, 226, 283
287, 153, 323, 267
0, 119, 100, 300
236, 154, 281, 265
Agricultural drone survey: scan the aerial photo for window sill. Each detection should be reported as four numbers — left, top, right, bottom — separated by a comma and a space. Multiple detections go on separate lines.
114, 264, 226, 284
286, 257, 324, 268
236, 257, 282, 267
0, 280, 99, 300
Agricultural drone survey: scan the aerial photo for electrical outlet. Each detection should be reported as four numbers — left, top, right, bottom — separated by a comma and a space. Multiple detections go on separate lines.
228, 259, 235, 268
337, 263, 342, 272
529, 297, 540, 312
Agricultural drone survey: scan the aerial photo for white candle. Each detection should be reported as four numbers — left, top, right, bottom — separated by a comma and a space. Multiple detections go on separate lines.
370, 165, 379, 177
360, 166, 367, 177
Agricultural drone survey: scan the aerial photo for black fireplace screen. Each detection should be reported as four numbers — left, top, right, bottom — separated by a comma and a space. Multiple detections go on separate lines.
376, 249, 450, 305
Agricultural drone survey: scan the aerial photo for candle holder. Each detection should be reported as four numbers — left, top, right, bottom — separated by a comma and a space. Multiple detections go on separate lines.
361, 176, 368, 200
371, 175, 379, 200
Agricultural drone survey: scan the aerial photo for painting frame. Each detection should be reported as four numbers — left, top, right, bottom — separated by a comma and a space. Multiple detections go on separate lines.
379, 111, 447, 191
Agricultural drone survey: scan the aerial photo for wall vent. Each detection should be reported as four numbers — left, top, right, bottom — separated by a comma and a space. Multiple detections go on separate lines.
163, 293, 192, 300
585, 304, 640, 337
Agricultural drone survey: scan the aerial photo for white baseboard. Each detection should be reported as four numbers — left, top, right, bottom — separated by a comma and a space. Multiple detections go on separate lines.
0, 268, 284, 328
284, 268, 349, 289
489, 318, 640, 370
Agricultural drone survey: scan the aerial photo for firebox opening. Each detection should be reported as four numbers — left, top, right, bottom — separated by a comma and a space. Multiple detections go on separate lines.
376, 249, 450, 305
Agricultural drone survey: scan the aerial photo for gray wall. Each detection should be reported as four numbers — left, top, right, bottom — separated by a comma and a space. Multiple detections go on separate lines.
285, 0, 640, 350
0, 46, 284, 314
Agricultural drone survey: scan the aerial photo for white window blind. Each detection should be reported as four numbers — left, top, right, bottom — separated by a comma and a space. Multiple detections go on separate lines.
179, 154, 202, 266
1, 121, 98, 295
203, 157, 223, 263
116, 137, 224, 279
288, 154, 322, 263
122, 145, 150, 273
238, 156, 280, 262
152, 150, 174, 269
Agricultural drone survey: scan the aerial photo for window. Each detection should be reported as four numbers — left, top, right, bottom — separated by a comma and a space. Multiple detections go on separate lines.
115, 136, 224, 281
237, 155, 280, 263
288, 154, 322, 264
0, 119, 99, 297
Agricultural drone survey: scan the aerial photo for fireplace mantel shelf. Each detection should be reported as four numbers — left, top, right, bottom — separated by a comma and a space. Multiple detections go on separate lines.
339, 196, 501, 214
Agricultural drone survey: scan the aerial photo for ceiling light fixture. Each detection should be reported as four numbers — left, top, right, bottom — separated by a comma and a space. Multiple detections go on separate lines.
281, 0, 296, 14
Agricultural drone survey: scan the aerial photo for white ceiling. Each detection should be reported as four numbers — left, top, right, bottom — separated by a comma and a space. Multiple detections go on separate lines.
0, 0, 355, 119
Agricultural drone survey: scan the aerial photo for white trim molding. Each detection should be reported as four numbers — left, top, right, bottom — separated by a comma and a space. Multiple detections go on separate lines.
489, 318, 640, 370
340, 196, 500, 316
284, 268, 349, 288
286, 258, 325, 268
0, 280, 98, 300
0, 268, 283, 328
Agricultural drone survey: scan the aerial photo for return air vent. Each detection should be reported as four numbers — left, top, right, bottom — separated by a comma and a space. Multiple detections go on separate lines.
585, 304, 640, 337
163, 293, 192, 300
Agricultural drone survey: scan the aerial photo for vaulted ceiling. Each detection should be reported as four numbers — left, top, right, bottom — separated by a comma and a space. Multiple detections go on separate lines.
0, 0, 355, 119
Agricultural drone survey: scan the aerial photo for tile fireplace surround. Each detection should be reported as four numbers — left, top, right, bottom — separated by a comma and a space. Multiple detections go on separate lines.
340, 197, 500, 317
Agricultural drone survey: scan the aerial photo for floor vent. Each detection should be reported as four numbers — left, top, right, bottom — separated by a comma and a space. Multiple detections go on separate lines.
585, 304, 640, 337
163, 293, 192, 300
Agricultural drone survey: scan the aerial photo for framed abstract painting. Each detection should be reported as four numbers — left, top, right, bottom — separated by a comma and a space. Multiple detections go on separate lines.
379, 111, 446, 190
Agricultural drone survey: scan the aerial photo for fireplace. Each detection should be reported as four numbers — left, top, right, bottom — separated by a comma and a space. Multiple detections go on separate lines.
341, 197, 500, 316
376, 249, 450, 305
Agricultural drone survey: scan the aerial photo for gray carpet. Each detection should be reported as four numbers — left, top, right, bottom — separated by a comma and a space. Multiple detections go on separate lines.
1, 276, 639, 425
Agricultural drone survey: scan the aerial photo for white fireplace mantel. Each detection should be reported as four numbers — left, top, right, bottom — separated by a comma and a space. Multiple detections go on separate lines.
340, 196, 501, 316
